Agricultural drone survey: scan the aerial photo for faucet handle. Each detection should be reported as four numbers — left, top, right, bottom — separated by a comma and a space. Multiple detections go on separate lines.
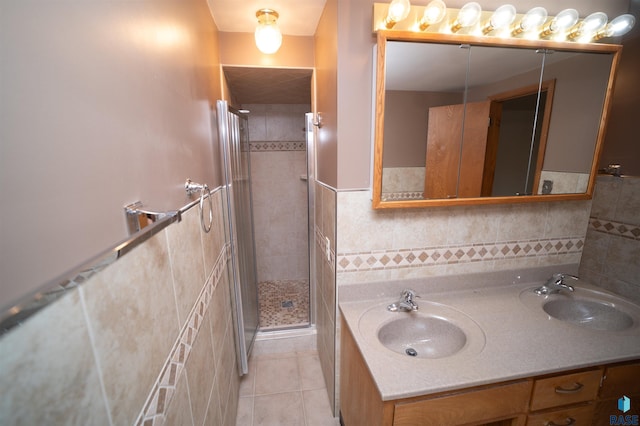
401, 289, 420, 300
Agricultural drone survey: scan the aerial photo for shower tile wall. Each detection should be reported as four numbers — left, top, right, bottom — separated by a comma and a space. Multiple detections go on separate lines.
244, 104, 311, 329
0, 190, 240, 426
580, 175, 640, 304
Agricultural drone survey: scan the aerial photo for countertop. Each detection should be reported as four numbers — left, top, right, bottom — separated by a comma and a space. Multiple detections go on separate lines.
338, 265, 640, 401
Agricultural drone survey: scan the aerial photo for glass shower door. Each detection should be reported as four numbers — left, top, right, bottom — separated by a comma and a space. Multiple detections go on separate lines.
217, 100, 259, 375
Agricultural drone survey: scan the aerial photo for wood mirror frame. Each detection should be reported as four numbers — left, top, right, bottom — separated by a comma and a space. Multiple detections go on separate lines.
372, 30, 622, 209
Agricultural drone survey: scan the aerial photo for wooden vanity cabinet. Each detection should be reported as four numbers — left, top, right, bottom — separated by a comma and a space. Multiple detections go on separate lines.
592, 362, 640, 425
340, 319, 640, 426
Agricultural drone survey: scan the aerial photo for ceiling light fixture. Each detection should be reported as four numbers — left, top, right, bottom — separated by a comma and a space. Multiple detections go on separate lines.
384, 0, 412, 29
451, 2, 482, 33
419, 0, 447, 31
255, 9, 282, 54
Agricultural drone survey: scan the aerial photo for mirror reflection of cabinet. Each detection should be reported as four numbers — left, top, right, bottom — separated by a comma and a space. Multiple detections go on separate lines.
373, 31, 621, 209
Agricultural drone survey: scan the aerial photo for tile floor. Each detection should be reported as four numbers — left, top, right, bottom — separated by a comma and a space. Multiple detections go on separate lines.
258, 280, 310, 330
236, 333, 339, 426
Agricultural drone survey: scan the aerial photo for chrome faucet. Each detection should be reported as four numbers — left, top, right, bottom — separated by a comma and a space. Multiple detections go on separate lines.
387, 289, 420, 312
534, 273, 579, 295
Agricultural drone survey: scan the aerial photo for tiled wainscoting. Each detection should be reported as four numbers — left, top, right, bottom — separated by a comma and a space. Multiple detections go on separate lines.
580, 175, 640, 304
0, 189, 241, 426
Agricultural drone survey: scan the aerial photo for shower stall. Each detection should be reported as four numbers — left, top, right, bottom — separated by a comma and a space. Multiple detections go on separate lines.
218, 98, 316, 374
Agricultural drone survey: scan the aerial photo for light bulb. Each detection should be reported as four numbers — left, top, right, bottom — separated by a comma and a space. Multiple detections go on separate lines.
419, 0, 447, 31
568, 12, 607, 40
513, 7, 548, 34
255, 9, 282, 54
546, 8, 579, 34
603, 13, 636, 37
452, 2, 481, 32
483, 4, 516, 34
385, 0, 411, 28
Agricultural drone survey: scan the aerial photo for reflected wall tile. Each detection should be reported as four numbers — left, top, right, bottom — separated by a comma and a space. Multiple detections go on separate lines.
81, 230, 179, 425
167, 206, 206, 324
0, 290, 108, 426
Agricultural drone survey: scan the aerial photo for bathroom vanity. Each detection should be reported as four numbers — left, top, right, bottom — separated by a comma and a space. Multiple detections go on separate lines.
339, 267, 640, 425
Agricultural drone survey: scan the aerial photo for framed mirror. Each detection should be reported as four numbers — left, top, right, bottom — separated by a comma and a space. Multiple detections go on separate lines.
372, 31, 621, 209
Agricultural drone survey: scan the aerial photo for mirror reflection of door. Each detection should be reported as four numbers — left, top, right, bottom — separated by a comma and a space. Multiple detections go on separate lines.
486, 80, 555, 196
424, 100, 491, 199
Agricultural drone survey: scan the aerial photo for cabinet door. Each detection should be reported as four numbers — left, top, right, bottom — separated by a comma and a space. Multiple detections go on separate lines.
599, 362, 640, 399
526, 404, 594, 426
393, 381, 531, 426
530, 370, 602, 411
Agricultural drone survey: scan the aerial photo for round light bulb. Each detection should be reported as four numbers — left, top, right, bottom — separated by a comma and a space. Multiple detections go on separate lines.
387, 0, 411, 23
581, 12, 608, 33
457, 2, 482, 27
520, 7, 548, 31
490, 4, 517, 30
605, 13, 636, 37
421, 0, 447, 27
255, 10, 282, 54
550, 8, 579, 32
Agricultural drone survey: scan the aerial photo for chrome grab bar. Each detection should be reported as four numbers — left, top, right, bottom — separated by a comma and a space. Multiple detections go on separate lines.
185, 179, 213, 233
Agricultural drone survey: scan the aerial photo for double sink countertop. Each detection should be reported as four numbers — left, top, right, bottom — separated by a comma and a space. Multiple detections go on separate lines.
338, 264, 640, 401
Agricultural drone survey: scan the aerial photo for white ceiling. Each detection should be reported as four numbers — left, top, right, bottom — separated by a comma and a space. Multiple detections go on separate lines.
206, 0, 327, 36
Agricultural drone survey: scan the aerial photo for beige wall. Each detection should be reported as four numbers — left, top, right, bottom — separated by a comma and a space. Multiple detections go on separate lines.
600, 20, 640, 176
0, 0, 222, 311
314, 0, 339, 188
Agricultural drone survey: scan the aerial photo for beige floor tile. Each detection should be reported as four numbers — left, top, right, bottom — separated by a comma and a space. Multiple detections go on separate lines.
253, 392, 305, 426
239, 358, 256, 397
303, 389, 340, 426
298, 353, 327, 391
254, 355, 301, 395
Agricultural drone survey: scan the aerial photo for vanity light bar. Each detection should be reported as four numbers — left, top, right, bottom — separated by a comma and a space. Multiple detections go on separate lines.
372, 2, 635, 43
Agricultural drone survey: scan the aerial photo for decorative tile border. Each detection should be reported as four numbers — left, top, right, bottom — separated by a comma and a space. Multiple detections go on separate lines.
589, 218, 640, 240
381, 191, 424, 201
135, 243, 231, 425
249, 141, 305, 152
336, 237, 584, 273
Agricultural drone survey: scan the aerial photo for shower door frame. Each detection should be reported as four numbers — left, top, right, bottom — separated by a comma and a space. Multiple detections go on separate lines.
217, 100, 259, 375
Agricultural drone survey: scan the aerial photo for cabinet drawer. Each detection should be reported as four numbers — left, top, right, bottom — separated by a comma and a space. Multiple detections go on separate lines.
530, 370, 602, 411
393, 381, 532, 426
600, 362, 640, 399
526, 404, 594, 426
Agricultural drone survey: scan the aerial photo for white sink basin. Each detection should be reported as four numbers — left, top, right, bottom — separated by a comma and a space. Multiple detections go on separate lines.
378, 316, 467, 359
358, 301, 485, 360
520, 285, 640, 332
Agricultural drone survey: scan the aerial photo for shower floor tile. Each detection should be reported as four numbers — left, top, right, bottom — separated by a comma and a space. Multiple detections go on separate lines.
258, 280, 309, 330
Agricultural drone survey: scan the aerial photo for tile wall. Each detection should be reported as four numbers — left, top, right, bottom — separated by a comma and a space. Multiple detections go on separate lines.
0, 189, 240, 426
313, 181, 338, 415
245, 104, 311, 283
580, 175, 640, 304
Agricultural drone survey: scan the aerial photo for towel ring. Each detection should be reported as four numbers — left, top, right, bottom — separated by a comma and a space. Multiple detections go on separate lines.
185, 179, 213, 233
200, 184, 213, 233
